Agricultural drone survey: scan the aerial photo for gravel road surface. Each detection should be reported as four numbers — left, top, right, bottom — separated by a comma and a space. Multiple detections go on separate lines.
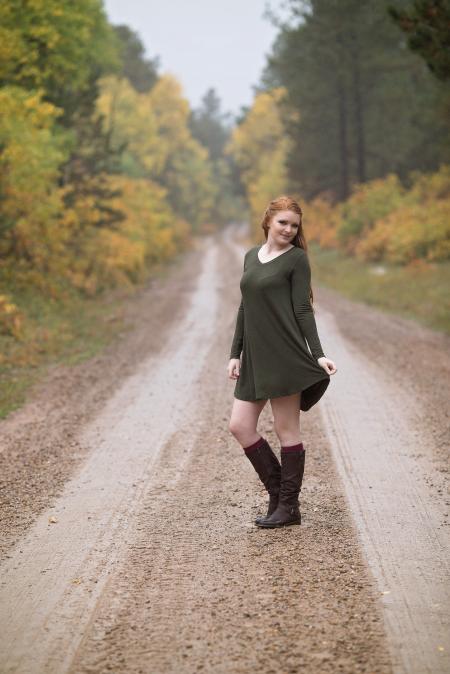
0, 224, 448, 674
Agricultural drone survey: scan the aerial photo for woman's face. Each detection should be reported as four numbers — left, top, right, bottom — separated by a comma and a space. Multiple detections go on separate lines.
268, 209, 300, 245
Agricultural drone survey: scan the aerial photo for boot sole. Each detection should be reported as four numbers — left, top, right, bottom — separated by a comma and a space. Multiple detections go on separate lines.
256, 518, 301, 528
254, 516, 275, 525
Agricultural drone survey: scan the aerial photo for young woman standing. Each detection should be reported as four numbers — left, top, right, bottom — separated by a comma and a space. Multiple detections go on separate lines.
227, 196, 337, 528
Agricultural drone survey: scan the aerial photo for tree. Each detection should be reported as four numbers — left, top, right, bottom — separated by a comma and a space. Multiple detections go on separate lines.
262, 0, 450, 200
388, 0, 450, 81
113, 24, 159, 93
189, 88, 232, 161
189, 88, 242, 223
0, 0, 119, 115
225, 88, 292, 235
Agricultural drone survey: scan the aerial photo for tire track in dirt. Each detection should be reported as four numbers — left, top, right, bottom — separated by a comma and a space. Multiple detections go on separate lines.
5, 225, 436, 673
0, 241, 220, 673
64, 228, 392, 674
0, 242, 205, 561
318, 304, 450, 674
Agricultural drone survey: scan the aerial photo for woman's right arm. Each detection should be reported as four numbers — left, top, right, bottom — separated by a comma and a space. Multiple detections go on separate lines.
229, 250, 249, 360
229, 297, 244, 359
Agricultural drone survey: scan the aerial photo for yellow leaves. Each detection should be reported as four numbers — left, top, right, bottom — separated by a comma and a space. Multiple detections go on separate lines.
356, 199, 450, 264
338, 173, 406, 254
306, 165, 450, 264
351, 167, 450, 264
60, 175, 188, 293
226, 87, 291, 238
0, 85, 61, 128
227, 89, 285, 183
1, 301, 17, 315
0, 0, 119, 92
0, 86, 69, 268
96, 74, 215, 229
302, 196, 341, 248
0, 295, 24, 339
0, 87, 66, 198
149, 73, 191, 134
97, 229, 146, 275
0, 75, 207, 302
0, 12, 215, 301
97, 72, 191, 173
97, 75, 162, 176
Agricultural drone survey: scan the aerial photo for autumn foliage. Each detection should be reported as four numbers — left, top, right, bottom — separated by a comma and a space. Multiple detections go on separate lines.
227, 87, 449, 267
0, 0, 216, 310
1, 0, 449, 354
225, 88, 294, 239
304, 165, 450, 264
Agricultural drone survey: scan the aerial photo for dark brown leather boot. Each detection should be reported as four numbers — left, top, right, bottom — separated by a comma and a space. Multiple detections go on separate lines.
242, 438, 281, 524
256, 446, 305, 528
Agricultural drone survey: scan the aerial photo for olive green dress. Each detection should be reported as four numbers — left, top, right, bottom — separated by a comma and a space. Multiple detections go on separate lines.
229, 244, 330, 411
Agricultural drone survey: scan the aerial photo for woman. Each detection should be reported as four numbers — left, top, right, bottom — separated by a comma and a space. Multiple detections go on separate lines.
227, 195, 337, 529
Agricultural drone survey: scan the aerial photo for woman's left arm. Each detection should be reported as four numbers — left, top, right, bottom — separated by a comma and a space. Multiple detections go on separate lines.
290, 250, 326, 361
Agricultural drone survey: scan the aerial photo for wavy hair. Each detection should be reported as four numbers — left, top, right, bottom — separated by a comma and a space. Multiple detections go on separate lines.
260, 195, 315, 306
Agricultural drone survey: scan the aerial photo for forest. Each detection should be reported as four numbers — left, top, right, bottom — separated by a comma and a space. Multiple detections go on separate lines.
1, 0, 449, 413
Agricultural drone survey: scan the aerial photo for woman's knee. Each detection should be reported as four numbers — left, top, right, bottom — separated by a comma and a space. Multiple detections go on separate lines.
228, 418, 247, 438
229, 399, 266, 444
229, 419, 260, 447
228, 418, 237, 436
273, 420, 301, 445
271, 395, 301, 443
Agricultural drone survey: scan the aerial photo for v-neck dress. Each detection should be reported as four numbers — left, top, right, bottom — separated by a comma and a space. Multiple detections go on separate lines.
229, 244, 330, 411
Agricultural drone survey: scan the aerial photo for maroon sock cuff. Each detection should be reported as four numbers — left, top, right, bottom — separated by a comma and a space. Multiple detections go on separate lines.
243, 436, 265, 453
281, 442, 304, 453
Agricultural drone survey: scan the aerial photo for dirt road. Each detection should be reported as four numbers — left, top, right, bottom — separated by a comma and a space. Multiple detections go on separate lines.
0, 225, 449, 673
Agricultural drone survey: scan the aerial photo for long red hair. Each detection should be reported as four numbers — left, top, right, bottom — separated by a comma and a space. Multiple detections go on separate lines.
260, 195, 315, 306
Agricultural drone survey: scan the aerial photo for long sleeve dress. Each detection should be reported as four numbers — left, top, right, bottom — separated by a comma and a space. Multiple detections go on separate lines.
229, 244, 330, 411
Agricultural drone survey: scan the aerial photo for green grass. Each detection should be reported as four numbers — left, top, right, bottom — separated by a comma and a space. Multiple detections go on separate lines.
0, 287, 125, 419
309, 242, 450, 335
0, 258, 177, 420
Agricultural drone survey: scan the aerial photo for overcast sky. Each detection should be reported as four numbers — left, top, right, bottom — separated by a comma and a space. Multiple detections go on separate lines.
103, 0, 292, 118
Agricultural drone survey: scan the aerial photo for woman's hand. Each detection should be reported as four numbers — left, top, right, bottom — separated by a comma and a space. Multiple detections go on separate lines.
228, 358, 241, 380
318, 356, 337, 375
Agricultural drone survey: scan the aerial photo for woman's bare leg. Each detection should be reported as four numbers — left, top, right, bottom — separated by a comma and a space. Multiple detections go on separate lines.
270, 392, 302, 446
255, 392, 304, 528
229, 397, 267, 448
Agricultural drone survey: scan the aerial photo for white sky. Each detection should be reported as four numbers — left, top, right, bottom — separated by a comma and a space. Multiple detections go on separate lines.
103, 0, 292, 118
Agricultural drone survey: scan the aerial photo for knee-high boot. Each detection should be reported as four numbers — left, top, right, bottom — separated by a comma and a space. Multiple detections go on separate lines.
256, 443, 305, 528
242, 437, 281, 524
